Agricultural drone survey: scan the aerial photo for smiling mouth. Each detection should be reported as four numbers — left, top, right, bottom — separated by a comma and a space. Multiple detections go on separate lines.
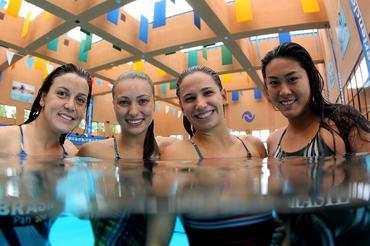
126, 119, 144, 126
58, 113, 75, 121
194, 110, 214, 119
280, 99, 296, 106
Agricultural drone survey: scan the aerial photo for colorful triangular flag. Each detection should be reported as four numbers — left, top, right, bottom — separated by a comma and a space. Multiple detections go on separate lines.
133, 60, 144, 71
21, 11, 32, 37
6, 0, 22, 17
107, 8, 120, 25
194, 11, 200, 30
300, 0, 320, 13
177, 110, 182, 118
139, 15, 148, 43
235, 0, 253, 22
47, 37, 59, 51
153, 0, 166, 28
46, 63, 54, 74
165, 105, 170, 114
6, 50, 15, 65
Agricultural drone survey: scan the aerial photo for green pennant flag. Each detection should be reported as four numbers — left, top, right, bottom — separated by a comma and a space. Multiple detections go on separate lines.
202, 48, 208, 60
161, 83, 167, 94
221, 45, 232, 65
47, 38, 59, 51
169, 81, 177, 90
83, 33, 92, 52
188, 50, 198, 67
78, 39, 88, 62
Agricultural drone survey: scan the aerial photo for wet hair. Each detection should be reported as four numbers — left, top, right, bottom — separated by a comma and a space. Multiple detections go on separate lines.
176, 66, 223, 137
23, 63, 92, 145
261, 42, 369, 153
112, 71, 159, 160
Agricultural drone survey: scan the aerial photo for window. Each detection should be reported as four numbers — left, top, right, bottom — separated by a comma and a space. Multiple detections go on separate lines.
0, 104, 16, 119
92, 122, 105, 132
24, 109, 30, 122
109, 124, 121, 134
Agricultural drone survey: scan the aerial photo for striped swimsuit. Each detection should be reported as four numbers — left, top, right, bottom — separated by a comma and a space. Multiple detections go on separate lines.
273, 128, 334, 158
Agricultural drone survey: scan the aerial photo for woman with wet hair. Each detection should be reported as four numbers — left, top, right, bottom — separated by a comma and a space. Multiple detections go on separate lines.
155, 66, 281, 245
0, 63, 92, 245
262, 42, 370, 245
0, 63, 92, 158
262, 42, 369, 158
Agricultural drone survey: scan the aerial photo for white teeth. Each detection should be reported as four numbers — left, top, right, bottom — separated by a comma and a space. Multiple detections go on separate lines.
281, 100, 295, 105
196, 110, 213, 119
127, 119, 142, 124
59, 113, 73, 121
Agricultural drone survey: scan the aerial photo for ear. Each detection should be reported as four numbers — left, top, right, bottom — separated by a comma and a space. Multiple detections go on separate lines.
40, 92, 46, 107
221, 89, 227, 102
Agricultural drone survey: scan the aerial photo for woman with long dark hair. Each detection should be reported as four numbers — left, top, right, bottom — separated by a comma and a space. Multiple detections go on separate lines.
262, 42, 370, 245
261, 42, 369, 158
0, 63, 92, 157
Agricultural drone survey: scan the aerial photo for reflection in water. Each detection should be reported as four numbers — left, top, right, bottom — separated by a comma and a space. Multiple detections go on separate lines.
0, 154, 369, 244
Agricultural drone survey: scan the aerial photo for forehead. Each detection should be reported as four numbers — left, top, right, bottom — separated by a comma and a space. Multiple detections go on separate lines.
51, 73, 89, 93
115, 78, 153, 96
180, 71, 218, 92
266, 57, 304, 74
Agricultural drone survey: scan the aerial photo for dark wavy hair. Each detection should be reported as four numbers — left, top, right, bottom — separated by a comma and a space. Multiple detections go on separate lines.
22, 63, 92, 145
176, 66, 223, 137
261, 42, 369, 153
113, 71, 159, 160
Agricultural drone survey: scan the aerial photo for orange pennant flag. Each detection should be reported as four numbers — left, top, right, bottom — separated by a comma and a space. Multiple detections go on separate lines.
6, 0, 23, 17
300, 0, 320, 13
133, 60, 144, 71
235, 0, 253, 22
21, 11, 32, 37
222, 74, 232, 83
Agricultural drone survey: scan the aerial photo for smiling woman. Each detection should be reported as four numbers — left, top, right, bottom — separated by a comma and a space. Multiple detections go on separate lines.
0, 63, 92, 158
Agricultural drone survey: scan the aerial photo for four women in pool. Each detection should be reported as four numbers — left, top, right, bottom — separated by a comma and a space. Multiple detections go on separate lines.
1, 42, 369, 244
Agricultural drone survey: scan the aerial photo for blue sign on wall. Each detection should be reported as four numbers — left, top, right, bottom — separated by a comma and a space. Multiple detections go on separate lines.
242, 111, 255, 123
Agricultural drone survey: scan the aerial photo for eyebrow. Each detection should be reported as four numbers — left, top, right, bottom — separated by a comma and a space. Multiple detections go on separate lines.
267, 71, 299, 79
57, 86, 88, 97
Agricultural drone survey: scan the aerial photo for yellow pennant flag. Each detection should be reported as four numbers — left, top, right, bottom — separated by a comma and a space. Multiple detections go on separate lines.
156, 68, 166, 77
6, 0, 23, 17
42, 11, 52, 21
21, 11, 32, 37
133, 60, 144, 71
300, 0, 320, 13
235, 0, 253, 23
34, 57, 44, 71
222, 74, 232, 83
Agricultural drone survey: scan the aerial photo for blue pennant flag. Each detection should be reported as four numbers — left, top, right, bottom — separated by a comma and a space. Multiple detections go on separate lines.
26, 57, 35, 69
254, 88, 262, 99
0, 71, 2, 82
194, 11, 200, 30
157, 102, 162, 112
107, 8, 120, 25
278, 32, 291, 44
153, 0, 166, 28
232, 91, 239, 101
139, 15, 148, 43
97, 79, 103, 87
0, 0, 7, 9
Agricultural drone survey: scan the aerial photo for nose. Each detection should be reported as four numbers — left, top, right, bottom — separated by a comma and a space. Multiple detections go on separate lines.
195, 96, 207, 110
128, 103, 139, 116
64, 97, 76, 111
279, 82, 292, 97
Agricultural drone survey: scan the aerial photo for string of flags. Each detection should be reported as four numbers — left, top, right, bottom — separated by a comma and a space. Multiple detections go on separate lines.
156, 101, 182, 118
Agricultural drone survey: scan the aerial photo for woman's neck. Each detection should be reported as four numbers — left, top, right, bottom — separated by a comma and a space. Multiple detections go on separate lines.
26, 118, 61, 148
118, 131, 146, 151
193, 122, 234, 147
287, 109, 320, 133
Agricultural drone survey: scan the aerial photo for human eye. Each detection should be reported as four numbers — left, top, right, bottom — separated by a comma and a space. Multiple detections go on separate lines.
56, 89, 68, 98
76, 96, 87, 106
268, 80, 279, 87
183, 95, 195, 103
118, 99, 129, 106
287, 76, 298, 84
203, 90, 215, 96
138, 98, 149, 105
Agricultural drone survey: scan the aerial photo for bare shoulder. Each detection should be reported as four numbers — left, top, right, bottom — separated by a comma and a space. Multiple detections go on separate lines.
63, 139, 78, 156
160, 139, 195, 160
266, 128, 285, 156
320, 118, 346, 154
0, 125, 21, 153
243, 135, 267, 158
156, 136, 180, 151
77, 138, 115, 159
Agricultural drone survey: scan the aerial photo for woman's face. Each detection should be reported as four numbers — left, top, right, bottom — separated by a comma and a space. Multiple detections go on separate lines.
264, 57, 312, 119
179, 72, 226, 132
40, 73, 89, 134
113, 78, 154, 137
